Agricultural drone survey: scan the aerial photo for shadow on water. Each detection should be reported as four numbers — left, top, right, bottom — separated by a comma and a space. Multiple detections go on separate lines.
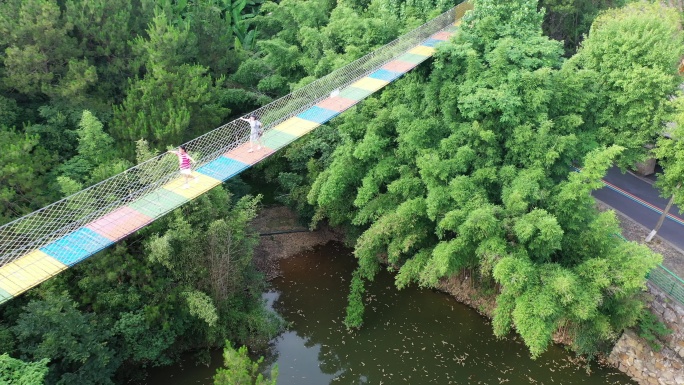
144, 241, 636, 385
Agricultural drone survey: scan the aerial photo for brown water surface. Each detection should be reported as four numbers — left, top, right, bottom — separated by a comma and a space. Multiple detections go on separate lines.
267, 241, 635, 385
145, 241, 636, 385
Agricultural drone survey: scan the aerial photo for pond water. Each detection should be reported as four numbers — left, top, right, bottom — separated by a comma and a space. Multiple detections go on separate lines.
144, 241, 636, 385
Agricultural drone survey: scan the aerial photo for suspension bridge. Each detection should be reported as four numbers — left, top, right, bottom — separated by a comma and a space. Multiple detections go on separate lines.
0, 4, 472, 304
2, 2, 683, 308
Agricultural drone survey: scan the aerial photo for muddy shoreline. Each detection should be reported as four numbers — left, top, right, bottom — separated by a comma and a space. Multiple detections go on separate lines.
253, 200, 684, 313
252, 205, 344, 280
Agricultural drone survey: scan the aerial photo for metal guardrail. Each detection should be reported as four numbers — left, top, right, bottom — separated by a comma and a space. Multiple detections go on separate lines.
647, 264, 684, 305
614, 233, 684, 305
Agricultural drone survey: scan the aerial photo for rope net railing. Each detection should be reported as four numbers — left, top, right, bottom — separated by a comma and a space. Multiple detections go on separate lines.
0, 3, 472, 267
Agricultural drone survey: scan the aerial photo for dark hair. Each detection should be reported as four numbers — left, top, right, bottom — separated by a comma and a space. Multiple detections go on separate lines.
250, 114, 257, 119
180, 145, 187, 152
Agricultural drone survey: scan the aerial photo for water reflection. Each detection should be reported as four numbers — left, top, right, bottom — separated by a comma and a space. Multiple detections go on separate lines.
144, 241, 635, 384
268, 241, 635, 385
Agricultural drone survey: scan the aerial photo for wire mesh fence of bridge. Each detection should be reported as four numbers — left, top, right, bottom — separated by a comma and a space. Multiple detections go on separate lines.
0, 3, 472, 267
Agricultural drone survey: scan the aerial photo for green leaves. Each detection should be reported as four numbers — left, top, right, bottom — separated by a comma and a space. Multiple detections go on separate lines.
568, 1, 684, 167
214, 342, 278, 385
0, 0, 79, 96
12, 293, 119, 384
539, 0, 626, 55
184, 290, 219, 327
513, 209, 563, 263
56, 111, 132, 193
112, 310, 177, 365
654, 97, 684, 208
344, 270, 366, 328
112, 64, 228, 155
286, 0, 669, 359
0, 354, 49, 385
501, 168, 545, 216
132, 11, 198, 75
0, 125, 55, 223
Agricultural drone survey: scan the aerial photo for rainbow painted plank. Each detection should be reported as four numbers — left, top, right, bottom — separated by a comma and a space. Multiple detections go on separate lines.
0, 26, 458, 304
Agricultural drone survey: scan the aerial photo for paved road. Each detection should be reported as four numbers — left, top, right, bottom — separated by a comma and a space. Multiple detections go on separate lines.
593, 166, 684, 251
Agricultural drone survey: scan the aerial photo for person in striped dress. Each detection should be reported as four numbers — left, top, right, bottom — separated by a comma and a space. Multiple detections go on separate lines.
168, 145, 197, 188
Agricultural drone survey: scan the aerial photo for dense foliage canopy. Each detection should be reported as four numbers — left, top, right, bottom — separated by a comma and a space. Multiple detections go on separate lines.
1, 0, 680, 382
275, 0, 680, 358
0, 0, 460, 382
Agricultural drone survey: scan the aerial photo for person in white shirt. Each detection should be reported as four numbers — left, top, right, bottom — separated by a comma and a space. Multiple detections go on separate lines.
239, 114, 264, 152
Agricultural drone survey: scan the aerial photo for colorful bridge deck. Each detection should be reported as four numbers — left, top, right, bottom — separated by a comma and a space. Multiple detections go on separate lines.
0, 23, 461, 304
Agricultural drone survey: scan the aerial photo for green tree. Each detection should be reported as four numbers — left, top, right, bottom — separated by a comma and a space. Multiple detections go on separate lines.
539, 0, 626, 55
0, 95, 20, 128
185, 1, 239, 75
303, 0, 663, 359
565, 1, 684, 167
343, 270, 366, 328
0, 0, 102, 108
57, 110, 131, 193
647, 96, 684, 242
266, 123, 343, 221
234, 0, 434, 95
24, 106, 79, 163
214, 342, 278, 385
0, 0, 80, 96
111, 64, 228, 157
145, 192, 280, 347
12, 293, 119, 385
131, 10, 198, 75
18, 187, 279, 379
0, 354, 49, 385
65, 242, 191, 369
0, 125, 55, 224
64, 0, 140, 101
109, 3, 234, 157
